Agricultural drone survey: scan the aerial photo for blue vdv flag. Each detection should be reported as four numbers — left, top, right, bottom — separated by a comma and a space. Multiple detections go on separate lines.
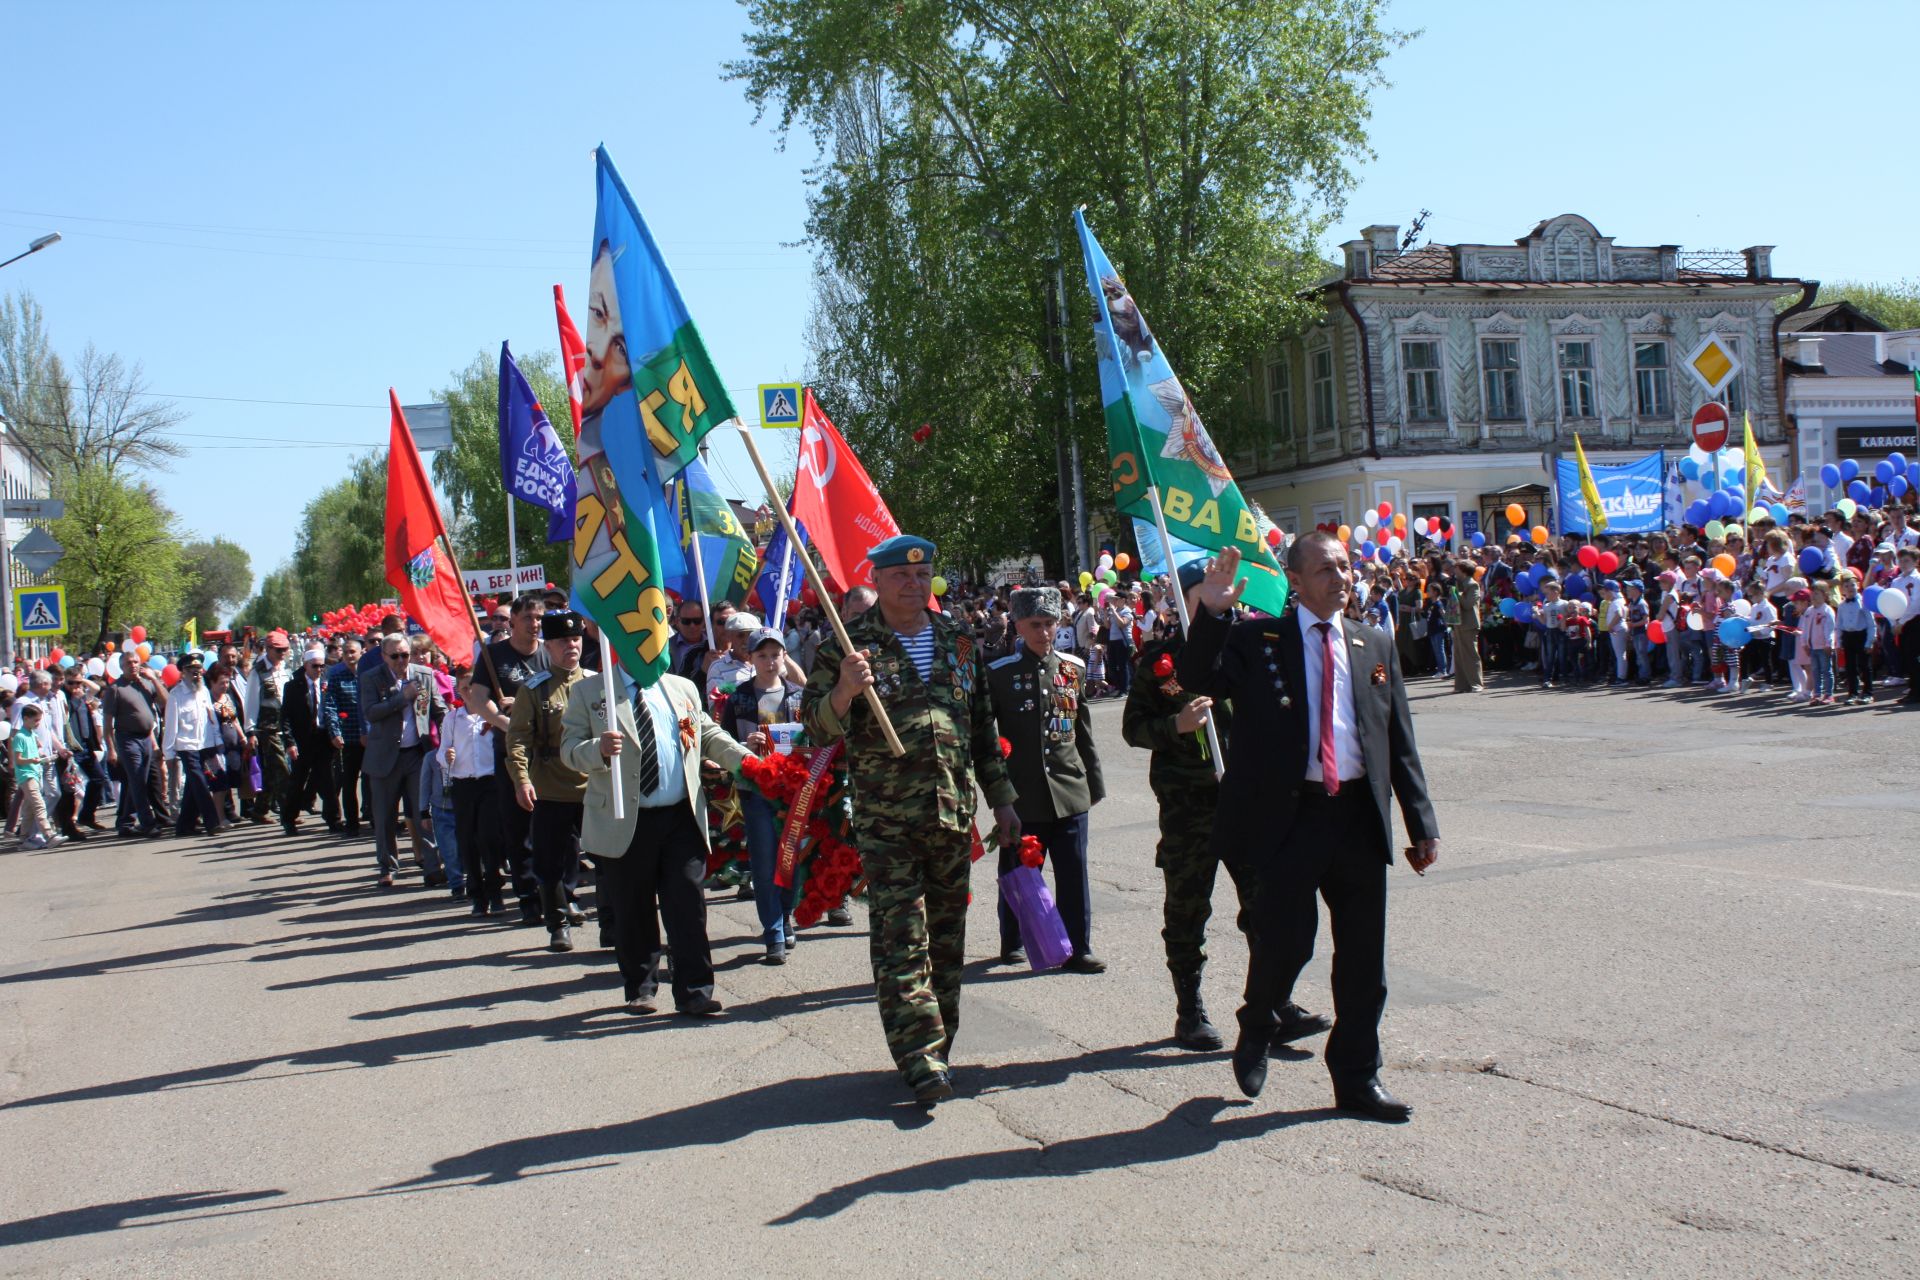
664, 453, 758, 610
756, 500, 812, 629
498, 341, 577, 543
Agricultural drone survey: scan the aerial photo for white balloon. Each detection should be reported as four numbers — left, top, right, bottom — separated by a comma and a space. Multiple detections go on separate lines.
1686, 609, 1705, 631
106, 654, 123, 677
1688, 442, 1711, 468
1412, 517, 1429, 536
85, 657, 105, 676
1362, 510, 1380, 528
1731, 600, 1752, 618
1098, 553, 1113, 570
1879, 588, 1909, 622
1386, 535, 1404, 554
0, 673, 15, 694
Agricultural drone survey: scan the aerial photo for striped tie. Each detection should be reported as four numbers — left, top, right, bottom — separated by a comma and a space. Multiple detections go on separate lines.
633, 689, 662, 795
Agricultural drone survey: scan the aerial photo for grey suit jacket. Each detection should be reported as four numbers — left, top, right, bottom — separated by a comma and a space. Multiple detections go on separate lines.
361, 661, 444, 779
559, 672, 749, 857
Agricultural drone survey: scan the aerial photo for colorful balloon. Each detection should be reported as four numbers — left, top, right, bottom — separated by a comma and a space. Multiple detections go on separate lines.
129, 625, 147, 644
1712, 553, 1737, 577
1113, 553, 1131, 572
1577, 546, 1599, 569
1530, 526, 1549, 546
1820, 463, 1842, 490
1878, 588, 1909, 622
1506, 503, 1526, 527
930, 575, 948, 597
1336, 524, 1352, 543
1597, 551, 1620, 575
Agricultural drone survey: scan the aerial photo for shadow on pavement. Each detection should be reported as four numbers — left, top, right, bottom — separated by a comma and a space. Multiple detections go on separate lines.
0, 1188, 285, 1248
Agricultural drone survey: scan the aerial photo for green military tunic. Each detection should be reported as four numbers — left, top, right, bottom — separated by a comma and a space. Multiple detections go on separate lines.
1453, 576, 1484, 692
505, 666, 589, 802
802, 608, 1015, 1086
1121, 634, 1253, 981
984, 648, 1103, 823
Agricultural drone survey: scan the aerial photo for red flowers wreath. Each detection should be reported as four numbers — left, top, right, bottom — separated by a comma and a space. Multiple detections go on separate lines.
739, 749, 863, 927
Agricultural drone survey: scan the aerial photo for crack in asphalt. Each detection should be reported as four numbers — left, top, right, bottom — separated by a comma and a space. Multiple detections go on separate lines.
1482, 1065, 1917, 1190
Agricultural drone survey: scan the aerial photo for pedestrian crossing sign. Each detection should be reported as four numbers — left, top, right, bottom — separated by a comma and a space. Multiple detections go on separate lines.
759, 383, 804, 429
14, 585, 65, 637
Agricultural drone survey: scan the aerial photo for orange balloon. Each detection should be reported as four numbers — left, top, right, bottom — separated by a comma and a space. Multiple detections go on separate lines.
104, 641, 116, 653
1506, 503, 1526, 527
1392, 514, 1407, 531
1336, 524, 1352, 542
1113, 553, 1131, 572
1712, 553, 1737, 577
1530, 525, 1549, 545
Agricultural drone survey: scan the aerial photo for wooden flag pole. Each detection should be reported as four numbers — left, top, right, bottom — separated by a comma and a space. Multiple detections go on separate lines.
732, 420, 905, 757
432, 533, 504, 700
597, 623, 625, 820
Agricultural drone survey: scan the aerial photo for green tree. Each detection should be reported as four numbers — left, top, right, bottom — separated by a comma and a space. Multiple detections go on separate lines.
1795, 279, 1920, 331
733, 0, 1403, 570
290, 453, 389, 613
178, 537, 253, 629
50, 462, 190, 647
431, 348, 576, 588
232, 564, 307, 635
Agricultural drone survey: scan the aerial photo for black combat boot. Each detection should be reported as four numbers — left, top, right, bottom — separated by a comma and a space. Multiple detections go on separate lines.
1173, 972, 1223, 1051
540, 884, 572, 953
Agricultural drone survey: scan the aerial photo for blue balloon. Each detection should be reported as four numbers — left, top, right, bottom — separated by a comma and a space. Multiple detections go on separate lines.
147, 655, 166, 671
1908, 463, 1920, 488
1717, 617, 1750, 647
1768, 503, 1790, 524
1893, 452, 1909, 471
1514, 603, 1535, 624
1679, 457, 1701, 482
1798, 546, 1825, 573
1725, 467, 1743, 488
1686, 500, 1710, 527
1356, 540, 1374, 559
1470, 531, 1486, 549
1865, 586, 1884, 614
1875, 460, 1896, 483
1848, 479, 1871, 503
1565, 572, 1589, 597
1513, 570, 1533, 596
56, 655, 74, 669
1893, 476, 1911, 499
1706, 492, 1732, 519
1841, 458, 1860, 482
1820, 463, 1842, 489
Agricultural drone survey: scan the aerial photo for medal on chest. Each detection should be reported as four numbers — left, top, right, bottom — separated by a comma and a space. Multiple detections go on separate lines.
1261, 637, 1292, 708
874, 658, 902, 698
952, 635, 975, 697
1047, 662, 1079, 742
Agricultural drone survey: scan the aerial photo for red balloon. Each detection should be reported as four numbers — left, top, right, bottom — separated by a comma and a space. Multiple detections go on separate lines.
129, 625, 147, 643
161, 664, 182, 688
1597, 551, 1621, 575
1576, 545, 1600, 569
1265, 527, 1283, 547
48, 647, 63, 662
1647, 620, 1667, 645
1377, 501, 1393, 520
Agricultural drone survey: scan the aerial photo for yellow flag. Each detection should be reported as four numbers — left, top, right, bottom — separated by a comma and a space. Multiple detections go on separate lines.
1742, 411, 1765, 520
1573, 433, 1608, 534
184, 617, 197, 648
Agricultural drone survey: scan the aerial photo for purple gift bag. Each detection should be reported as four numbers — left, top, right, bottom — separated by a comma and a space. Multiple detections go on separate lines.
998, 864, 1073, 971
248, 756, 263, 792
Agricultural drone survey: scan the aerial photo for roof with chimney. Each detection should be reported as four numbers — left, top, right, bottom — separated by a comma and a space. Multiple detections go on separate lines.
1782, 331, 1920, 379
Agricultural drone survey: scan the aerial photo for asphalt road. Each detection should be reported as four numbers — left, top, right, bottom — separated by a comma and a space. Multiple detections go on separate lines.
2, 674, 1917, 1277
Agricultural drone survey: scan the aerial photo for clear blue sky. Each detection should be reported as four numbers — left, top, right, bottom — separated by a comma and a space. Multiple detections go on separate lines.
5, 1, 1915, 619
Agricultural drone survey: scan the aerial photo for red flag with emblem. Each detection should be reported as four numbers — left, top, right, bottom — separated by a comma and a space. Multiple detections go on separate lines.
383, 390, 473, 660
554, 283, 587, 437
790, 389, 900, 592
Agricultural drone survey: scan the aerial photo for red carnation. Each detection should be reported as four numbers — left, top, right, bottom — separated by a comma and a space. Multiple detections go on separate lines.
997, 736, 1013, 758
1152, 654, 1173, 679
1018, 835, 1045, 869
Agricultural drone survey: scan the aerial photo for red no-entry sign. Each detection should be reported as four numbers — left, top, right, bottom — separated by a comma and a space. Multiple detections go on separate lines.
1691, 402, 1730, 453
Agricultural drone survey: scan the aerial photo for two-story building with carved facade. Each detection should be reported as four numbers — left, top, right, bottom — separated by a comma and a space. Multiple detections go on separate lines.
1235, 214, 1812, 544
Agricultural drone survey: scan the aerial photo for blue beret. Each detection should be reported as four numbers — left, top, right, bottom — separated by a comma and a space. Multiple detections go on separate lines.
867, 534, 936, 570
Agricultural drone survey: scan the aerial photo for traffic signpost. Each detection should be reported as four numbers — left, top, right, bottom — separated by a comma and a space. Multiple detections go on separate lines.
14, 585, 66, 638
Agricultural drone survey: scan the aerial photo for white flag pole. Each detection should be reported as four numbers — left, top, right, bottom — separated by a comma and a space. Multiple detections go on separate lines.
1148, 486, 1224, 781
598, 624, 625, 821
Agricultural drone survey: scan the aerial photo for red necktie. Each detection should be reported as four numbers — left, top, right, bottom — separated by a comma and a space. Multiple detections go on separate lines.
1315, 621, 1339, 796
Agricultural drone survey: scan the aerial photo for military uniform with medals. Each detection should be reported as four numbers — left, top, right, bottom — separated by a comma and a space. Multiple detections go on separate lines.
506, 612, 591, 950
801, 534, 1016, 1100
985, 586, 1105, 970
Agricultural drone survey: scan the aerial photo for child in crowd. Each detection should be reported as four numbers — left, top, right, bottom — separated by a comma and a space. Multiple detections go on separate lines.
1624, 581, 1652, 685
1802, 586, 1837, 704
1835, 575, 1877, 706
11, 704, 58, 849
1565, 599, 1596, 684
1711, 578, 1740, 693
1742, 582, 1777, 691
1781, 584, 1809, 702
1537, 580, 1566, 687
1599, 580, 1628, 685
1657, 572, 1685, 687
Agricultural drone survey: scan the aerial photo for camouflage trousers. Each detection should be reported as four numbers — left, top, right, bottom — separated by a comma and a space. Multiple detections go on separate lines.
859, 827, 971, 1086
1156, 784, 1258, 982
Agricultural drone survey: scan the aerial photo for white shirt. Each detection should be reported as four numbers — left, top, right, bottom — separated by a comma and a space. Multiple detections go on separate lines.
1761, 554, 1794, 595
1891, 523, 1920, 550
1298, 605, 1363, 784
705, 652, 751, 701
1746, 599, 1777, 641
437, 707, 495, 779
163, 681, 220, 755
1892, 570, 1920, 624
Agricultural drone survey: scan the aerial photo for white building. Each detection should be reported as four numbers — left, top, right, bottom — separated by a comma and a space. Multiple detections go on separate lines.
1236, 214, 1807, 542
1782, 329, 1920, 514
0, 411, 55, 568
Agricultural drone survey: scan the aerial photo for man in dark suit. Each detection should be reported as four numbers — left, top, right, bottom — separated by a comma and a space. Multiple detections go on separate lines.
1178, 533, 1439, 1122
362, 634, 448, 889
281, 646, 341, 835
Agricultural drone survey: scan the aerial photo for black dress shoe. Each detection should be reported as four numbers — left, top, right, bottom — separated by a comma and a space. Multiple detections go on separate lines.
1231, 1029, 1269, 1098
423, 871, 449, 889
913, 1067, 955, 1107
326, 822, 347, 834
999, 946, 1027, 966
563, 900, 585, 926
1275, 1003, 1334, 1043
1333, 1077, 1413, 1123
1062, 953, 1107, 974
677, 994, 724, 1018
826, 905, 854, 927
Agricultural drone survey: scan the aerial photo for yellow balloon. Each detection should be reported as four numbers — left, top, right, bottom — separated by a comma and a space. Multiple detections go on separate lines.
1113, 553, 1131, 572
930, 575, 948, 597
1078, 571, 1093, 587
1507, 503, 1527, 527
1336, 524, 1352, 542
1392, 513, 1407, 530
1530, 525, 1549, 545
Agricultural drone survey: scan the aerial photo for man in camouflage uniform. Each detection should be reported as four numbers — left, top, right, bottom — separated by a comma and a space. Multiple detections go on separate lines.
1122, 561, 1330, 1051
802, 534, 1020, 1106
506, 612, 592, 953
986, 586, 1105, 972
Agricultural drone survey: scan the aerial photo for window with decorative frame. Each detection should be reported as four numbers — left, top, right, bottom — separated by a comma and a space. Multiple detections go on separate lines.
1266, 357, 1294, 444
1722, 336, 1746, 416
1556, 340, 1596, 419
1633, 340, 1671, 419
1309, 347, 1335, 440
1481, 339, 1523, 421
1401, 340, 1444, 422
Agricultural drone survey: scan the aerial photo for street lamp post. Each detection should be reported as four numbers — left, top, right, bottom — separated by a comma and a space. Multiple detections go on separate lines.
0, 232, 62, 271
